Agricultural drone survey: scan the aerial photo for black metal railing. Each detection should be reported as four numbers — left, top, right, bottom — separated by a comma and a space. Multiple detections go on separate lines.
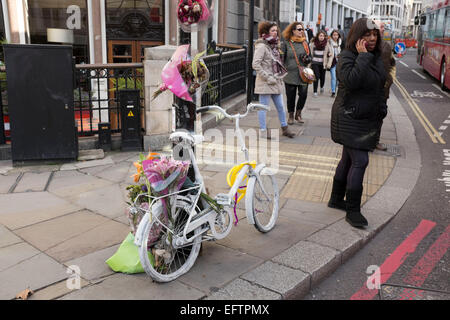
0, 48, 248, 141
202, 47, 247, 106
0, 65, 8, 144
74, 63, 144, 136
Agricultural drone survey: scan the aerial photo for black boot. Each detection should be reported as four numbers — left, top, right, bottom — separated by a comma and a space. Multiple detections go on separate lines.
345, 188, 368, 228
327, 178, 346, 211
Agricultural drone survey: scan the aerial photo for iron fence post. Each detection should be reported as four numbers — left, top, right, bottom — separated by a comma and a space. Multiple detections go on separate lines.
247, 0, 255, 105
0, 88, 5, 145
218, 48, 223, 107
243, 43, 248, 98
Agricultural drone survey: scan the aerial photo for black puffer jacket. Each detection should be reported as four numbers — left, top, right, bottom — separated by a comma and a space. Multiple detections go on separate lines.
331, 50, 387, 151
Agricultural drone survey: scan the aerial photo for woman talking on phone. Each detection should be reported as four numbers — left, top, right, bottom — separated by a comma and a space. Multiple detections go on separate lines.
328, 18, 387, 228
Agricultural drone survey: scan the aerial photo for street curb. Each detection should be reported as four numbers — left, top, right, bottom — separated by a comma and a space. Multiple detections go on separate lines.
205, 89, 422, 300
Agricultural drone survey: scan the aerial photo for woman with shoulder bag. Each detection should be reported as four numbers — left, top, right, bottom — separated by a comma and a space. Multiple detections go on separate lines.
252, 21, 294, 139
280, 22, 312, 124
310, 30, 334, 96
328, 30, 342, 98
328, 18, 387, 228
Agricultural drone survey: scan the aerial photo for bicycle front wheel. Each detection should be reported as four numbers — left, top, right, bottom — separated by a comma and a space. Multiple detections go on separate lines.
139, 203, 202, 282
247, 167, 279, 233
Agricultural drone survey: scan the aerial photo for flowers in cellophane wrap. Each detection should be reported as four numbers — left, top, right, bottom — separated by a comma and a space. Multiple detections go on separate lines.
125, 151, 190, 247
125, 151, 160, 235
152, 44, 210, 103
177, 0, 213, 33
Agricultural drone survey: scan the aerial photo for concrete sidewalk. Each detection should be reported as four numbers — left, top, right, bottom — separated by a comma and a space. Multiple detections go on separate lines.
0, 81, 421, 300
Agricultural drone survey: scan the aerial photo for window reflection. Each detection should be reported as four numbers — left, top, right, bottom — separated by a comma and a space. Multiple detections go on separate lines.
27, 0, 89, 64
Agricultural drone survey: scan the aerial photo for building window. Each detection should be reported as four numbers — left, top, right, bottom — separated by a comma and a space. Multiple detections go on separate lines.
106, 0, 164, 41
27, 0, 89, 64
0, 1, 5, 41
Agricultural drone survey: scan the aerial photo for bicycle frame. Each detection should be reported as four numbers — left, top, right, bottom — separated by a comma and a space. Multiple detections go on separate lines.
134, 103, 273, 248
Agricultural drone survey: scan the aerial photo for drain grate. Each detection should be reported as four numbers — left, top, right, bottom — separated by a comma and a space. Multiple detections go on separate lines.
374, 144, 403, 157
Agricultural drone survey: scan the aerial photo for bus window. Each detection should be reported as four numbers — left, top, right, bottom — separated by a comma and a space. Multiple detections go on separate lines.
445, 8, 450, 42
435, 8, 445, 39
427, 12, 435, 39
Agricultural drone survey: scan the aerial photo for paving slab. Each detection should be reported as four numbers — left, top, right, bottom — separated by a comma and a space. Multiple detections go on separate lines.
15, 210, 111, 252
272, 241, 341, 287
241, 261, 311, 299
77, 149, 105, 161
107, 151, 140, 163
0, 242, 40, 272
217, 216, 325, 260
73, 184, 127, 219
0, 192, 81, 230
178, 242, 263, 295
363, 186, 411, 215
0, 224, 22, 248
47, 170, 113, 200
205, 278, 281, 300
64, 244, 120, 281
91, 161, 133, 183
280, 207, 345, 225
306, 229, 363, 262
0, 160, 13, 175
60, 156, 115, 171
45, 219, 129, 263
14, 172, 52, 193
60, 273, 205, 300
29, 278, 90, 300
0, 173, 20, 193
325, 218, 370, 241
0, 252, 68, 300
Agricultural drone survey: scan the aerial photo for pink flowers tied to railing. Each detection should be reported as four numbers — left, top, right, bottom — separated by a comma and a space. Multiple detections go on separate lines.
152, 44, 210, 103
177, 0, 212, 31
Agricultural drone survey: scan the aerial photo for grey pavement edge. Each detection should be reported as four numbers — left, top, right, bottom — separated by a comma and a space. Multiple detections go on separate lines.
204, 89, 421, 300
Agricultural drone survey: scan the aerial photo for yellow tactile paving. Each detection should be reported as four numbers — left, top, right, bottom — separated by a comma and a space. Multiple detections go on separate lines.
199, 138, 395, 204
281, 149, 395, 203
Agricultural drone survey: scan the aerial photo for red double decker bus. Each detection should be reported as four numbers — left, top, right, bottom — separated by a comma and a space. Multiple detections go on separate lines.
417, 0, 450, 90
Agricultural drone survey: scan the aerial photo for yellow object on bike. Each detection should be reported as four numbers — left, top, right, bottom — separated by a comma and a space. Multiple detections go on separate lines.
226, 161, 256, 204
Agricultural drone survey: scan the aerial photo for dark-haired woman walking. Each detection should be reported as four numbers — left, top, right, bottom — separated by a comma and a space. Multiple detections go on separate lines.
252, 21, 295, 139
310, 30, 333, 97
281, 21, 312, 124
328, 18, 387, 228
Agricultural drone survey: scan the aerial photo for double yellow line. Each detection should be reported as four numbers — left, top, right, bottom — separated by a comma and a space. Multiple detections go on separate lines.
394, 78, 446, 144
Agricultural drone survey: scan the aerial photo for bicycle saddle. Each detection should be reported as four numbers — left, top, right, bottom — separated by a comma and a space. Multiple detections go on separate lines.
169, 131, 204, 146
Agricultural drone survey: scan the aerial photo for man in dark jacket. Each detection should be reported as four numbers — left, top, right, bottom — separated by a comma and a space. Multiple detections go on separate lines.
374, 20, 396, 151
305, 25, 314, 43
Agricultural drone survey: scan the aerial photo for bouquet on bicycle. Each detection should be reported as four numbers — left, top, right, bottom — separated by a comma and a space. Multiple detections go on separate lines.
126, 152, 190, 235
152, 44, 209, 103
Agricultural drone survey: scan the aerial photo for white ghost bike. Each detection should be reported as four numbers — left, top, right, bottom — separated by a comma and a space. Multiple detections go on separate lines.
131, 103, 279, 282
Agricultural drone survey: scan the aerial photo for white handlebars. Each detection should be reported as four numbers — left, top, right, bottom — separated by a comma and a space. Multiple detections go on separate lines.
196, 103, 270, 120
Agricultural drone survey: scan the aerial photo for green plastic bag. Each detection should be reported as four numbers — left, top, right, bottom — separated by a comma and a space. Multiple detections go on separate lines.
106, 232, 154, 274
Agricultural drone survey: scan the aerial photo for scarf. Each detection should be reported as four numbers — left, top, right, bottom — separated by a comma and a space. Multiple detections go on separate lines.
262, 34, 287, 77
329, 38, 341, 59
314, 37, 328, 51
291, 36, 310, 55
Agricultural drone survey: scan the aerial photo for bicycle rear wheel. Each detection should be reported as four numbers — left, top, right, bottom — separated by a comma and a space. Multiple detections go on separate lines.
139, 202, 202, 282
247, 167, 279, 233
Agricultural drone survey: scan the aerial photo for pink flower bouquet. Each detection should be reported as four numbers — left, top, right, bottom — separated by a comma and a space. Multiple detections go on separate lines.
152, 44, 210, 102
177, 0, 213, 32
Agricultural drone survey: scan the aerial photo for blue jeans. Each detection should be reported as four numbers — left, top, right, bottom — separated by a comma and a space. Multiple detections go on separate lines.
258, 94, 288, 130
330, 65, 338, 94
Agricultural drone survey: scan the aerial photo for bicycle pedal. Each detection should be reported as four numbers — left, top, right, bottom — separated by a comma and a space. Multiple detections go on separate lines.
215, 193, 233, 206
